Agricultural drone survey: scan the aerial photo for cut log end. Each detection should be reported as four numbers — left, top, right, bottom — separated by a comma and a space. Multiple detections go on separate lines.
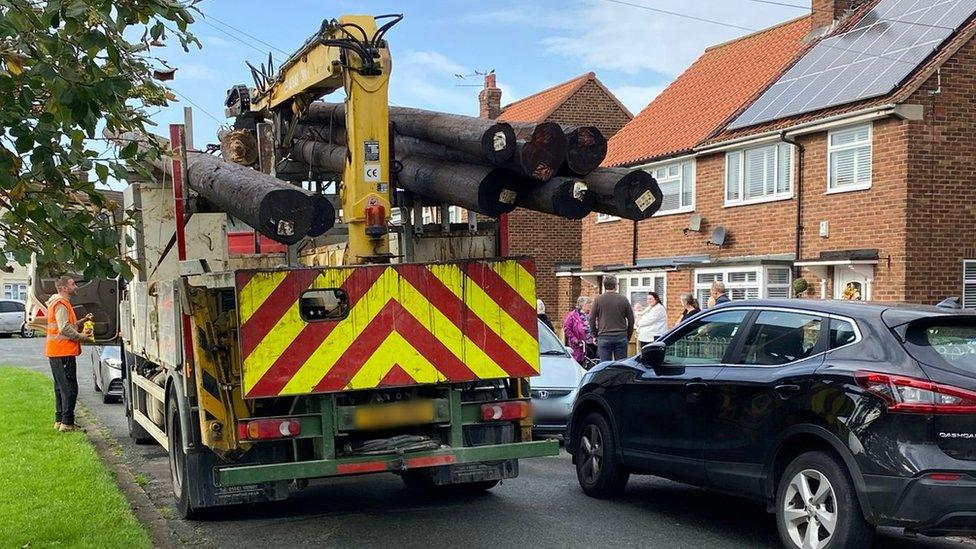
479, 170, 519, 217
518, 122, 568, 182
307, 195, 337, 237
565, 126, 608, 176
480, 123, 517, 163
517, 177, 595, 220
257, 188, 317, 244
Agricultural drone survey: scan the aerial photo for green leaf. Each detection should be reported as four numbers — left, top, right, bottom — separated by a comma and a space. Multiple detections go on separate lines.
95, 163, 109, 182
120, 141, 138, 159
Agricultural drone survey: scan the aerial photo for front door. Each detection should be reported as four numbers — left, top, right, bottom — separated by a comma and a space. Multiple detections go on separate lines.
705, 309, 827, 497
617, 309, 750, 484
833, 267, 868, 300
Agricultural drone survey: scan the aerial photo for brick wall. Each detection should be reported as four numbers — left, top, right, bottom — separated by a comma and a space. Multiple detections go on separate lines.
904, 35, 976, 305
582, 117, 913, 301
549, 80, 634, 138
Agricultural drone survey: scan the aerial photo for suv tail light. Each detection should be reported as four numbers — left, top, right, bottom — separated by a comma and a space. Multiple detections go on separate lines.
481, 401, 530, 421
238, 418, 301, 440
855, 372, 976, 414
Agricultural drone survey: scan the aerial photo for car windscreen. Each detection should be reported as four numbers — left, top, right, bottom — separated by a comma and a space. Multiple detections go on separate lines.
904, 319, 976, 378
538, 320, 568, 356
100, 345, 121, 361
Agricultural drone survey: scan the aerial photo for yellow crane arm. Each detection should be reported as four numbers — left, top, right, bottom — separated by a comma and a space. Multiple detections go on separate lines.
249, 14, 400, 265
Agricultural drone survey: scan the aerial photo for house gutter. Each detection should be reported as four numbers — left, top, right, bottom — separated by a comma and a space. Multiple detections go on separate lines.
695, 103, 900, 154
780, 130, 804, 279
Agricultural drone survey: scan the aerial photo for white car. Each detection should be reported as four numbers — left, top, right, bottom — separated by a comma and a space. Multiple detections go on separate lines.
0, 299, 33, 338
531, 319, 585, 438
90, 345, 123, 404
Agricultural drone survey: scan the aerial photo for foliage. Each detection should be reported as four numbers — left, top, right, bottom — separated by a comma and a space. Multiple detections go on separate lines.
0, 0, 200, 279
0, 367, 151, 548
792, 277, 810, 297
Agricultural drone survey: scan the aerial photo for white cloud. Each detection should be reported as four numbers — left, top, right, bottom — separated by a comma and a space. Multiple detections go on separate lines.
610, 84, 667, 114
470, 0, 796, 78
175, 62, 221, 83
389, 49, 480, 115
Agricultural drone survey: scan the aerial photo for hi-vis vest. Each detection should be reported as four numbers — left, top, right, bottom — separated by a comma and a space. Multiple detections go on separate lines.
45, 297, 81, 358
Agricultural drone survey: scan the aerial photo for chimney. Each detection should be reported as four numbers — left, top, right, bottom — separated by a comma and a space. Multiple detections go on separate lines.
479, 72, 502, 119
811, 0, 858, 31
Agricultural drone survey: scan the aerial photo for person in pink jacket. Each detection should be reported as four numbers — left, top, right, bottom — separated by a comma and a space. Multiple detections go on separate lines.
563, 296, 592, 365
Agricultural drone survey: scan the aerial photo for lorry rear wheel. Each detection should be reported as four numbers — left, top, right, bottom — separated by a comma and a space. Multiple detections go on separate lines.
168, 395, 202, 520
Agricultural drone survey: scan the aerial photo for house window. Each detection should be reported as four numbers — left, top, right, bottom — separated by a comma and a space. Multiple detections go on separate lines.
695, 266, 792, 308
3, 283, 27, 302
964, 260, 976, 309
828, 124, 872, 192
725, 142, 793, 205
619, 272, 666, 314
596, 213, 621, 223
649, 160, 694, 215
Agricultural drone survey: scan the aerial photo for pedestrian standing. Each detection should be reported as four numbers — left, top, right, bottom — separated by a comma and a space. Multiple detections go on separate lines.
537, 299, 555, 333
46, 276, 93, 432
678, 293, 701, 324
588, 276, 635, 362
563, 296, 592, 365
707, 281, 731, 308
635, 291, 667, 348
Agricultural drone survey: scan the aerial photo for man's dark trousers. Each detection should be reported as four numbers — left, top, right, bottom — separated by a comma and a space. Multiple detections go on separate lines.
49, 356, 78, 425
597, 336, 629, 361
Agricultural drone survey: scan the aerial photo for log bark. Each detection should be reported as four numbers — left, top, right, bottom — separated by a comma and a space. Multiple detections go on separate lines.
291, 139, 518, 217
306, 102, 517, 163
584, 168, 663, 221
510, 122, 567, 182
514, 176, 594, 219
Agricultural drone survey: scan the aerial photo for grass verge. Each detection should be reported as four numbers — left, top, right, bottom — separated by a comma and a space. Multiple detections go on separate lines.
0, 367, 151, 548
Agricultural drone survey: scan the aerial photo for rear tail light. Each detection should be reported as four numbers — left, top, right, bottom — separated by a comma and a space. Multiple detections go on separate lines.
238, 418, 301, 441
481, 400, 530, 421
927, 472, 963, 482
855, 372, 976, 414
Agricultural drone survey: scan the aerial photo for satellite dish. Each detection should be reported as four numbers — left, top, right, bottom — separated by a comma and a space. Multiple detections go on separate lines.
684, 214, 702, 235
708, 226, 727, 247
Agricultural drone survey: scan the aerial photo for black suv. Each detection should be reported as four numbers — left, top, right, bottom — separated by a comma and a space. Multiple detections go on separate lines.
568, 300, 976, 549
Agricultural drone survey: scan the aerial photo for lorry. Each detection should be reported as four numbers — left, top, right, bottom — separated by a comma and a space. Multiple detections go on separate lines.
30, 14, 565, 518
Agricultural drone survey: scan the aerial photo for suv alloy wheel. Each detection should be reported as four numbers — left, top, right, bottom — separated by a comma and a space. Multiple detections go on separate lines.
775, 451, 874, 549
575, 412, 629, 498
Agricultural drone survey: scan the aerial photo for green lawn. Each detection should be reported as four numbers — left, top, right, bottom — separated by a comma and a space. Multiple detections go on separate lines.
0, 367, 151, 548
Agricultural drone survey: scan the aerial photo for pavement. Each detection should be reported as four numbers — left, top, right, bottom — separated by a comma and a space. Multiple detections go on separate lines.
3, 336, 973, 549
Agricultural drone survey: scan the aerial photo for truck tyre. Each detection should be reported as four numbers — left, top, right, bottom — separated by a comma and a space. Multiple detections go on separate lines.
123, 371, 152, 444
776, 451, 875, 549
168, 394, 204, 520
574, 412, 629, 498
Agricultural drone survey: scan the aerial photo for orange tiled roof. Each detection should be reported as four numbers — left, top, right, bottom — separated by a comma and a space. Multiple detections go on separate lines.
497, 72, 595, 123
603, 16, 812, 167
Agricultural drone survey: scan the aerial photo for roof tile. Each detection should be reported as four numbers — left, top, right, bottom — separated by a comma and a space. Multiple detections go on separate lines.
497, 72, 595, 123
603, 16, 812, 167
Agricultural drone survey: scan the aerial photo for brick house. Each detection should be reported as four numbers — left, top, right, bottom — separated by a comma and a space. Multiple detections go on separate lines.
478, 72, 632, 325
576, 0, 976, 327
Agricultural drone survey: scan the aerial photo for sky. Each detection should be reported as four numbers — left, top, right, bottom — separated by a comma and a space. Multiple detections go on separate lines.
151, 0, 809, 149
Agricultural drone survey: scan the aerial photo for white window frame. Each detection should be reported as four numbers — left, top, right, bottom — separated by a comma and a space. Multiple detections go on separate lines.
638, 158, 695, 217
964, 260, 976, 309
827, 123, 873, 194
724, 142, 794, 207
2, 282, 27, 302
619, 271, 667, 311
596, 212, 621, 223
694, 266, 792, 309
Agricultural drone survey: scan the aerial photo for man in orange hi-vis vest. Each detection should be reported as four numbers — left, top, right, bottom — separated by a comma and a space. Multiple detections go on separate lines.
46, 276, 93, 433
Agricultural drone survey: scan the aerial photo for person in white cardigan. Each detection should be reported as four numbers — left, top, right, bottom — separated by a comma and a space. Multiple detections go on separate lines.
636, 292, 668, 349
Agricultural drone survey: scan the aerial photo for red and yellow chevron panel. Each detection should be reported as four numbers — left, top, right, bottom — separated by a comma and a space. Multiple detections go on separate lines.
236, 259, 540, 398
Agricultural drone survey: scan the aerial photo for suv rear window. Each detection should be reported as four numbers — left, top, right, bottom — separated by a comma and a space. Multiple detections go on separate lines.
904, 321, 976, 376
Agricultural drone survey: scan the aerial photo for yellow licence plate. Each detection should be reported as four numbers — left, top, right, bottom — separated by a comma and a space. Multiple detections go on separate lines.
354, 400, 436, 431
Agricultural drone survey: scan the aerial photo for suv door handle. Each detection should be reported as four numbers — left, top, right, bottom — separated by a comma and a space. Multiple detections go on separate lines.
685, 381, 708, 395
774, 384, 802, 399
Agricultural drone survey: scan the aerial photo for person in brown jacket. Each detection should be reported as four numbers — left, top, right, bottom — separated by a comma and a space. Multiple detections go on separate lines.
588, 275, 635, 362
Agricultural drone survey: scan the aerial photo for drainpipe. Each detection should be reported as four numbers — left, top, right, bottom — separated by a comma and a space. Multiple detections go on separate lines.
780, 130, 804, 280
632, 220, 639, 267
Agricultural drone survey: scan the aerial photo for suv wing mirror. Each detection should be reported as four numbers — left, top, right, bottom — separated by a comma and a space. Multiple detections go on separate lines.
639, 341, 666, 368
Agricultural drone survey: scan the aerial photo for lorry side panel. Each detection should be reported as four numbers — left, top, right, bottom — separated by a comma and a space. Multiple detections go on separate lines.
237, 258, 540, 398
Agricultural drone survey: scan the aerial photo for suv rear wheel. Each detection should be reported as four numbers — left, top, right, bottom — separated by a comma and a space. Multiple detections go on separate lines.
574, 412, 628, 498
776, 451, 874, 549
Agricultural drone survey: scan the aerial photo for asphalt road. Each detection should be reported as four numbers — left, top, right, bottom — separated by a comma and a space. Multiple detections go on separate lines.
2, 336, 973, 549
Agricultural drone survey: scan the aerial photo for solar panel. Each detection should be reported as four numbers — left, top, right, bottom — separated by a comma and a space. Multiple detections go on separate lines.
729, 0, 976, 130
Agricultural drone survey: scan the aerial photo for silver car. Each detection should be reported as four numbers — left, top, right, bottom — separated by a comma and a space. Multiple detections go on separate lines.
531, 320, 585, 438
0, 299, 33, 337
91, 345, 123, 403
